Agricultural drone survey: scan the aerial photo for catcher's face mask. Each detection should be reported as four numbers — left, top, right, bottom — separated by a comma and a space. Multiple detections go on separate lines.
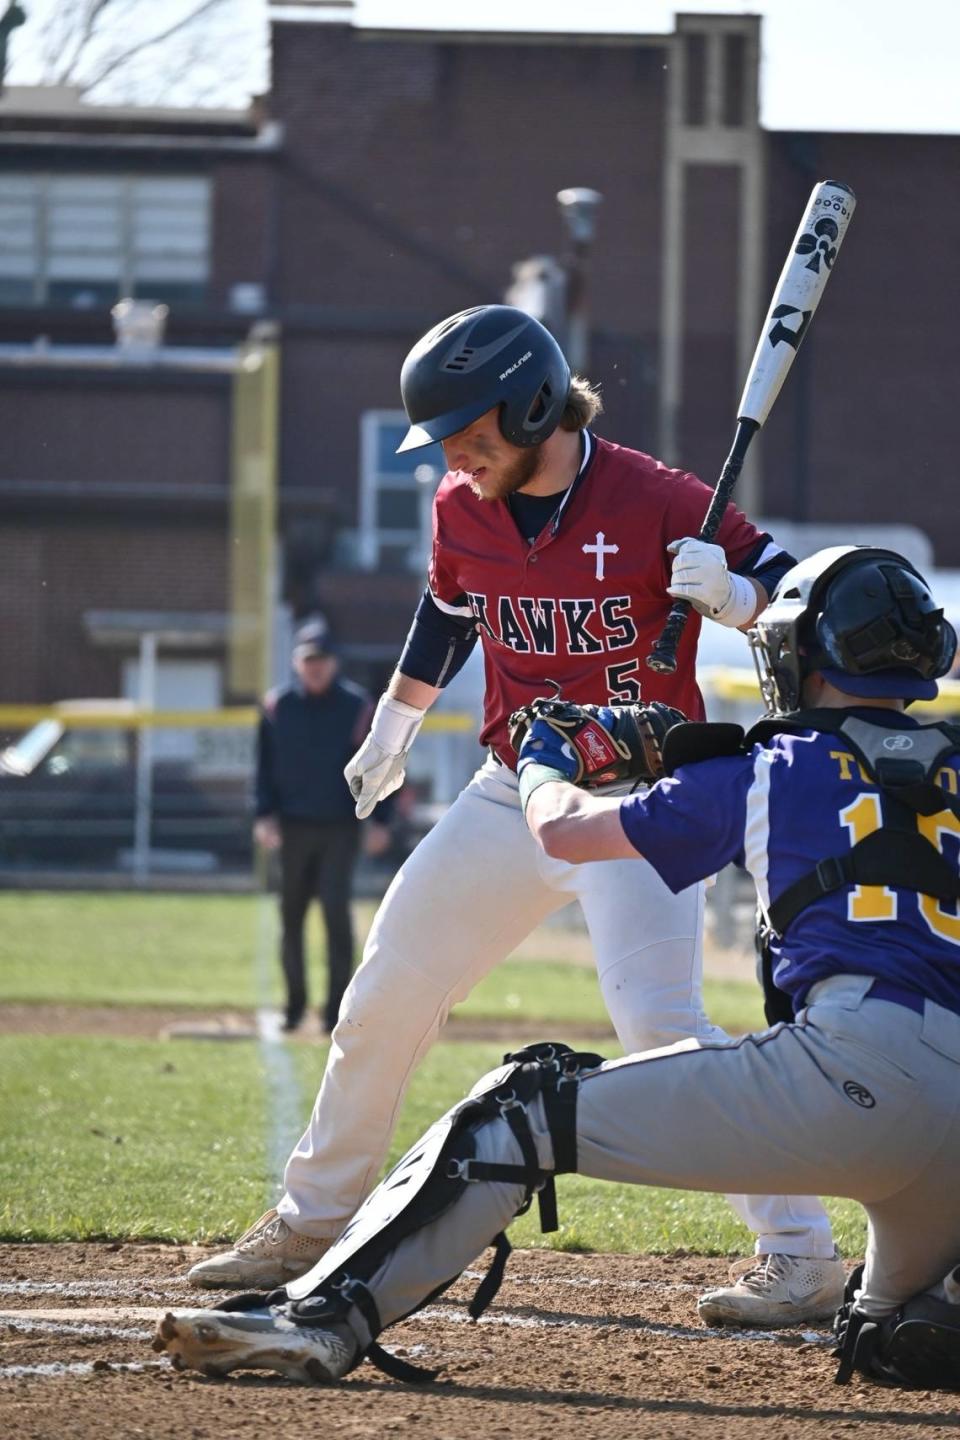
749, 545, 955, 714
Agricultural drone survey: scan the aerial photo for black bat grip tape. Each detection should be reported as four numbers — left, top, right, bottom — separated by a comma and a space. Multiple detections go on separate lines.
645, 419, 759, 674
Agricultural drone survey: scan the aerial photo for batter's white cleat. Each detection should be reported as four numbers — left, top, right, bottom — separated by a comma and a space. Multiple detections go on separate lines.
697, 1250, 846, 1328
153, 1304, 357, 1384
186, 1208, 331, 1290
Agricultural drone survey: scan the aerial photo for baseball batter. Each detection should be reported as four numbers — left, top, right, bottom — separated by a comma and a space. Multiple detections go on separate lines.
157, 546, 960, 1392
189, 305, 841, 1323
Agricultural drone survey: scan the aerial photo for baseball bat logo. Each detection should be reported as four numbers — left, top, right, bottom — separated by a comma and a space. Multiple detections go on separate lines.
767, 303, 811, 351
795, 216, 841, 273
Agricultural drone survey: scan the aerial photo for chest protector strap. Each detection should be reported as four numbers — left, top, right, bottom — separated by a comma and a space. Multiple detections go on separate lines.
761, 712, 960, 938
664, 713, 960, 939
664, 712, 960, 1025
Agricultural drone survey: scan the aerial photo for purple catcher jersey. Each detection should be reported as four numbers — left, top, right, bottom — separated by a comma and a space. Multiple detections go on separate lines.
619, 710, 960, 1014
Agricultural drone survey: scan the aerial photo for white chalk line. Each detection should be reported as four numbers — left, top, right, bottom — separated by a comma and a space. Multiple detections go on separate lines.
1, 1274, 832, 1348
0, 1311, 170, 1383
0, 1301, 828, 1360
3, 1270, 699, 1304
255, 893, 304, 1201
0, 1278, 187, 1299
0, 1359, 168, 1380
1, 1315, 155, 1340
0, 1275, 698, 1304
462, 1267, 701, 1295
410, 1305, 831, 1346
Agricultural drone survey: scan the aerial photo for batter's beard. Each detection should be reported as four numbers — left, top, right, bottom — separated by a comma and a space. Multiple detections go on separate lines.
466, 445, 542, 501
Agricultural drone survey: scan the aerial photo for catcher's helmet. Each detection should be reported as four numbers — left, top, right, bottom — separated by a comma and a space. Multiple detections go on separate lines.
396, 304, 571, 453
751, 546, 956, 713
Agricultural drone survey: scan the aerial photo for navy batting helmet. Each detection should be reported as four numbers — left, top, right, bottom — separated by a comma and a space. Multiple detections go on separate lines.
396, 305, 571, 454
752, 546, 956, 713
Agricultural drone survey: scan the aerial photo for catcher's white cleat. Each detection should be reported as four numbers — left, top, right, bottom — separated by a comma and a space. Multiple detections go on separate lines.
152, 1305, 358, 1384
697, 1250, 846, 1328
186, 1208, 331, 1290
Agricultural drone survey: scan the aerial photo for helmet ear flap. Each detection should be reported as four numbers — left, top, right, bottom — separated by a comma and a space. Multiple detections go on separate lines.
937, 618, 959, 677
526, 379, 553, 427
813, 609, 844, 669
498, 366, 570, 448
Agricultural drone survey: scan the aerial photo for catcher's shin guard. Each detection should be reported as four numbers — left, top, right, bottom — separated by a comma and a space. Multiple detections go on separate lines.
262, 1042, 604, 1382
834, 1263, 960, 1390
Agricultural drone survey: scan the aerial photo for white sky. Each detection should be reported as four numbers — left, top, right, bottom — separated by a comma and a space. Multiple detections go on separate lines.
6, 0, 960, 133
358, 0, 960, 134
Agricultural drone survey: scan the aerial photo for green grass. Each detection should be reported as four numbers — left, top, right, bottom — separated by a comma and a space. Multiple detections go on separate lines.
0, 892, 271, 1009
0, 1036, 269, 1241
0, 1031, 867, 1256
461, 961, 764, 1035
0, 888, 861, 1257
0, 892, 765, 1033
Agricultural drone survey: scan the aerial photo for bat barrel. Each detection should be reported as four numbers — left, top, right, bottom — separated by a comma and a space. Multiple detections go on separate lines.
646, 180, 854, 677
737, 180, 855, 427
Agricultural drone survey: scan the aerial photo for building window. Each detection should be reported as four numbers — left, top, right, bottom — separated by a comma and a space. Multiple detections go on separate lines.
356, 410, 445, 572
0, 173, 211, 308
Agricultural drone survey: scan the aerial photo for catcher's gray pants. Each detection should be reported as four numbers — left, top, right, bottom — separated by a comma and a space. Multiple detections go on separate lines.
279, 757, 834, 1257
360, 977, 960, 1327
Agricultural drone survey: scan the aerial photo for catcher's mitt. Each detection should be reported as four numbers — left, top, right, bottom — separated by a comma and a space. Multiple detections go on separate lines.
509, 694, 686, 789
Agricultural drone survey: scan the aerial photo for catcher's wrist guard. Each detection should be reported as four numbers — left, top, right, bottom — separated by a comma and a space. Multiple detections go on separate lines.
517, 760, 569, 815
510, 695, 686, 791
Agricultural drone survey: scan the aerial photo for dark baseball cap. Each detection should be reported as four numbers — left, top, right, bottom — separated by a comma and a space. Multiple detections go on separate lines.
293, 616, 336, 658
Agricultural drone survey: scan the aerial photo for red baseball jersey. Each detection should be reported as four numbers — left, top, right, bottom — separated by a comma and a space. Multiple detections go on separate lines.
428, 433, 767, 764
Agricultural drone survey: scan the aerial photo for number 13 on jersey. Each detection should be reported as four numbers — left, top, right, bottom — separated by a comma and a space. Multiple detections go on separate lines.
841, 792, 960, 944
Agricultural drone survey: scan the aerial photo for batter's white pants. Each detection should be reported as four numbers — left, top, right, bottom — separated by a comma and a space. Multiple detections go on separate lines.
344, 978, 960, 1330
278, 758, 834, 1257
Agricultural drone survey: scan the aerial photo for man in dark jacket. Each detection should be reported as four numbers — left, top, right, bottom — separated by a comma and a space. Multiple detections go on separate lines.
255, 617, 389, 1033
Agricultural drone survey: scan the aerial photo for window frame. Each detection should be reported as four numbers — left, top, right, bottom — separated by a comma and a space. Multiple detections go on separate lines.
0, 171, 212, 308
357, 409, 445, 572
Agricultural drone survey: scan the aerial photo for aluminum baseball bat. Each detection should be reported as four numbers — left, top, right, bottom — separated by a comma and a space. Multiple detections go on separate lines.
646, 179, 857, 675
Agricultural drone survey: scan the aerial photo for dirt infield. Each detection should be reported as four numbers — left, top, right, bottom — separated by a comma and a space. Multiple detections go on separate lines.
2, 1242, 957, 1439
0, 1002, 620, 1044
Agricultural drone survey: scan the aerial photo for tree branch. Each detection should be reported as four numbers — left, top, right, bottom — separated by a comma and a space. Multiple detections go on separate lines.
66, 0, 230, 96
56, 0, 114, 85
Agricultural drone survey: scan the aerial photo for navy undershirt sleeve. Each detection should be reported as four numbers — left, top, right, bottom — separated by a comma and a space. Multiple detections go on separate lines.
398, 589, 480, 688
733, 535, 796, 598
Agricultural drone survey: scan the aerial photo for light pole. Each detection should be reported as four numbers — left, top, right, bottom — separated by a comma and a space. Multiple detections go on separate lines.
556, 187, 603, 373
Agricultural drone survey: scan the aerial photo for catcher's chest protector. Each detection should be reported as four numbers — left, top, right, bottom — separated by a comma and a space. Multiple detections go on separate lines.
665, 712, 960, 1024
275, 1042, 605, 1381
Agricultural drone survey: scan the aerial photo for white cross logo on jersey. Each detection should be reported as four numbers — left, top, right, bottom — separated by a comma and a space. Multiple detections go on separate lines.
582, 531, 619, 582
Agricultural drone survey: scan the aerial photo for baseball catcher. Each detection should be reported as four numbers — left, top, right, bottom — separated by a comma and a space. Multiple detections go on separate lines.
155, 545, 960, 1393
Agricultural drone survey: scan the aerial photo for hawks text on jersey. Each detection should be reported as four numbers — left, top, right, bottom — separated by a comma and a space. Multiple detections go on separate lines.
428, 433, 775, 763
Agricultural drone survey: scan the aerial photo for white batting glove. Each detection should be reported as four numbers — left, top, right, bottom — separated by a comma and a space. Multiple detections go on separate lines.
344, 694, 425, 819
666, 537, 757, 628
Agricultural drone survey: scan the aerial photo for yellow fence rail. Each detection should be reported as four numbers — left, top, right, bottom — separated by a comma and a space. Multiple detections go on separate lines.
0, 705, 477, 733
702, 667, 960, 717
2, 670, 957, 732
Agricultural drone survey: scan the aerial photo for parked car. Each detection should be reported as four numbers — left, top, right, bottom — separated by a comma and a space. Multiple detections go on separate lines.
0, 704, 253, 872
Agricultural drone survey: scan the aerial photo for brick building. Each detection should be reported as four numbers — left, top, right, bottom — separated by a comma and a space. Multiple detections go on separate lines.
0, 4, 957, 705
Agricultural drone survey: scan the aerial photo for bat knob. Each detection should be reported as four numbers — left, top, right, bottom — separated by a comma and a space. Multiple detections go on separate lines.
645, 648, 678, 675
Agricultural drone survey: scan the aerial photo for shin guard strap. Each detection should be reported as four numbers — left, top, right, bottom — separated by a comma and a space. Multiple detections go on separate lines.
467, 1231, 512, 1320
367, 1342, 438, 1384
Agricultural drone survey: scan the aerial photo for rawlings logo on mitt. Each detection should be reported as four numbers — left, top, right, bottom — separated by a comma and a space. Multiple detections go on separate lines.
508, 692, 687, 789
